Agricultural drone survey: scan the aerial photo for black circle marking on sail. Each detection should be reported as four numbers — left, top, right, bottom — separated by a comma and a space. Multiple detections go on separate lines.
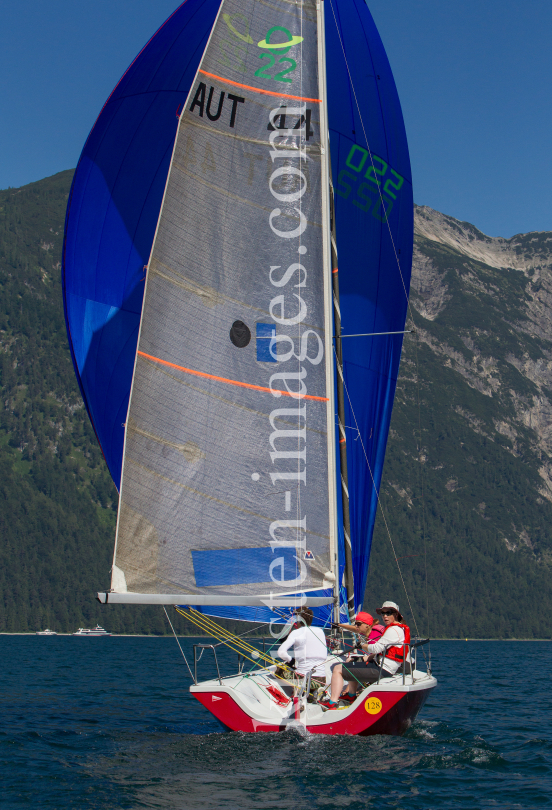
229, 320, 251, 348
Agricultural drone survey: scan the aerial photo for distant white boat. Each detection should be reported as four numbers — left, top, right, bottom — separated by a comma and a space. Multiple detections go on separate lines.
72, 625, 111, 637
36, 629, 57, 636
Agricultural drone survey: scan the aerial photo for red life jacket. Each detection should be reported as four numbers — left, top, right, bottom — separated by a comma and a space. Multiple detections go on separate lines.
381, 622, 410, 662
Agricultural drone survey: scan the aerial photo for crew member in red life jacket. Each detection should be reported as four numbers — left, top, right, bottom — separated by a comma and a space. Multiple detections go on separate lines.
320, 602, 410, 710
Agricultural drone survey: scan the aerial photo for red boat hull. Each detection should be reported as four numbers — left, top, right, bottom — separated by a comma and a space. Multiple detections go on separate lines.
192, 684, 433, 736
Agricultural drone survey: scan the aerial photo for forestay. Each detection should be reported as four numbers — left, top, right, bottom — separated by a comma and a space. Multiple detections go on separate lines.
107, 0, 337, 605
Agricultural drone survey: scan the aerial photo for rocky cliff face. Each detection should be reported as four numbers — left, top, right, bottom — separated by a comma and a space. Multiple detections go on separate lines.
413, 205, 552, 506
367, 206, 552, 637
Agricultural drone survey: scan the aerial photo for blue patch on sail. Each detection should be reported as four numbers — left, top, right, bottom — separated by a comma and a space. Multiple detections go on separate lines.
192, 547, 299, 586
256, 323, 276, 362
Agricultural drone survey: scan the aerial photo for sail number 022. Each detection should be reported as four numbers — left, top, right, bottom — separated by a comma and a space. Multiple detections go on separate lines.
336, 144, 405, 223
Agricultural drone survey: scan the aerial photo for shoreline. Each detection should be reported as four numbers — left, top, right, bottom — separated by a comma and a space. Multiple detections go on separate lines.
1, 633, 550, 641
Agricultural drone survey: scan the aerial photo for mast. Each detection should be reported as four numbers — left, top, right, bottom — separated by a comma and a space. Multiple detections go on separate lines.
317, 0, 341, 621
329, 167, 356, 624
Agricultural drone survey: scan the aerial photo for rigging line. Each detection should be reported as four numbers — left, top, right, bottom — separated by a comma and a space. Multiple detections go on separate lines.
186, 608, 269, 656
333, 345, 421, 637
186, 608, 301, 676
233, 621, 273, 640
335, 421, 360, 433
240, 619, 295, 677
335, 331, 413, 338
206, 614, 271, 645
185, 607, 276, 663
175, 608, 279, 672
414, 330, 431, 640
179, 607, 326, 686
327, 0, 416, 324
163, 607, 195, 681
185, 607, 245, 641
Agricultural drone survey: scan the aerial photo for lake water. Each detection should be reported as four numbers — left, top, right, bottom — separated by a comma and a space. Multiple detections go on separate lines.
1, 636, 550, 809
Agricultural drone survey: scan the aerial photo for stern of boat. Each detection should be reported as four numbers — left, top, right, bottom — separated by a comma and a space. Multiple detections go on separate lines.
190, 668, 436, 736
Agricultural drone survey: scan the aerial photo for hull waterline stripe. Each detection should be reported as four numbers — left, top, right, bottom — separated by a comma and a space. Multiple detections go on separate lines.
137, 351, 328, 401
198, 70, 322, 103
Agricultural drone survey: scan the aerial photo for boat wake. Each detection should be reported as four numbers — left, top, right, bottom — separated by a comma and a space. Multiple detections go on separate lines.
283, 720, 311, 737
66, 715, 520, 810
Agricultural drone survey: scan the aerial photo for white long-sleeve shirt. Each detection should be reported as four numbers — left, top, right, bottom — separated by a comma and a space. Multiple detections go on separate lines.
365, 625, 410, 674
277, 627, 327, 676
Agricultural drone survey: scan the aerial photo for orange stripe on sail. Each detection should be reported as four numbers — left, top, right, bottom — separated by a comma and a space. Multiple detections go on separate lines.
198, 70, 322, 103
137, 351, 328, 401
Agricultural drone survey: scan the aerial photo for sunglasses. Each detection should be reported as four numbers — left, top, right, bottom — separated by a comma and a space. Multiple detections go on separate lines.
380, 610, 396, 616
354, 621, 365, 626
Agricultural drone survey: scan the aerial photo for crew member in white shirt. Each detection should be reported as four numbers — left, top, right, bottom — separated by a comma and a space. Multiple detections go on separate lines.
364, 602, 410, 667
277, 607, 327, 679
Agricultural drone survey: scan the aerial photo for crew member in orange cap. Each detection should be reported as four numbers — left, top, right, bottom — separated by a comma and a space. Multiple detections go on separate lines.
335, 611, 384, 643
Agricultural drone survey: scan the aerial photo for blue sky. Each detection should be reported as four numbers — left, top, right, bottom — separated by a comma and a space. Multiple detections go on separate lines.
1, 0, 551, 237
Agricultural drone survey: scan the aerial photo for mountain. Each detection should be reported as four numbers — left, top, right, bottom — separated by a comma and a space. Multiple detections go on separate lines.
366, 206, 552, 638
0, 172, 193, 634
0, 172, 551, 637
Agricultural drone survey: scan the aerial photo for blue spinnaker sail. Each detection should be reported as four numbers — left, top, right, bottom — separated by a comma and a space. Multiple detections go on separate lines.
63, 0, 413, 623
327, 1, 413, 614
63, 0, 220, 484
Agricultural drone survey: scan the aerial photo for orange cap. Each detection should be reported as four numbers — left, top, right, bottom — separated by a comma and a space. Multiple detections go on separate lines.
355, 612, 374, 625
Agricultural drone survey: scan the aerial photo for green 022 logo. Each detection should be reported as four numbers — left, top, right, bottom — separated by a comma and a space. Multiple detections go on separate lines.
254, 26, 304, 83
336, 144, 405, 222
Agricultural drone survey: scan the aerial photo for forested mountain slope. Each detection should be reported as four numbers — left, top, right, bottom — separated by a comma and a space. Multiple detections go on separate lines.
0, 172, 192, 634
0, 173, 550, 636
367, 206, 552, 638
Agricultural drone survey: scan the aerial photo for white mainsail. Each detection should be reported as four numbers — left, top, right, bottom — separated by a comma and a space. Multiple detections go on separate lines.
100, 0, 337, 607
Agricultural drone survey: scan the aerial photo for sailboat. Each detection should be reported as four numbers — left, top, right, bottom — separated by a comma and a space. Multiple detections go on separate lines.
63, 0, 436, 735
